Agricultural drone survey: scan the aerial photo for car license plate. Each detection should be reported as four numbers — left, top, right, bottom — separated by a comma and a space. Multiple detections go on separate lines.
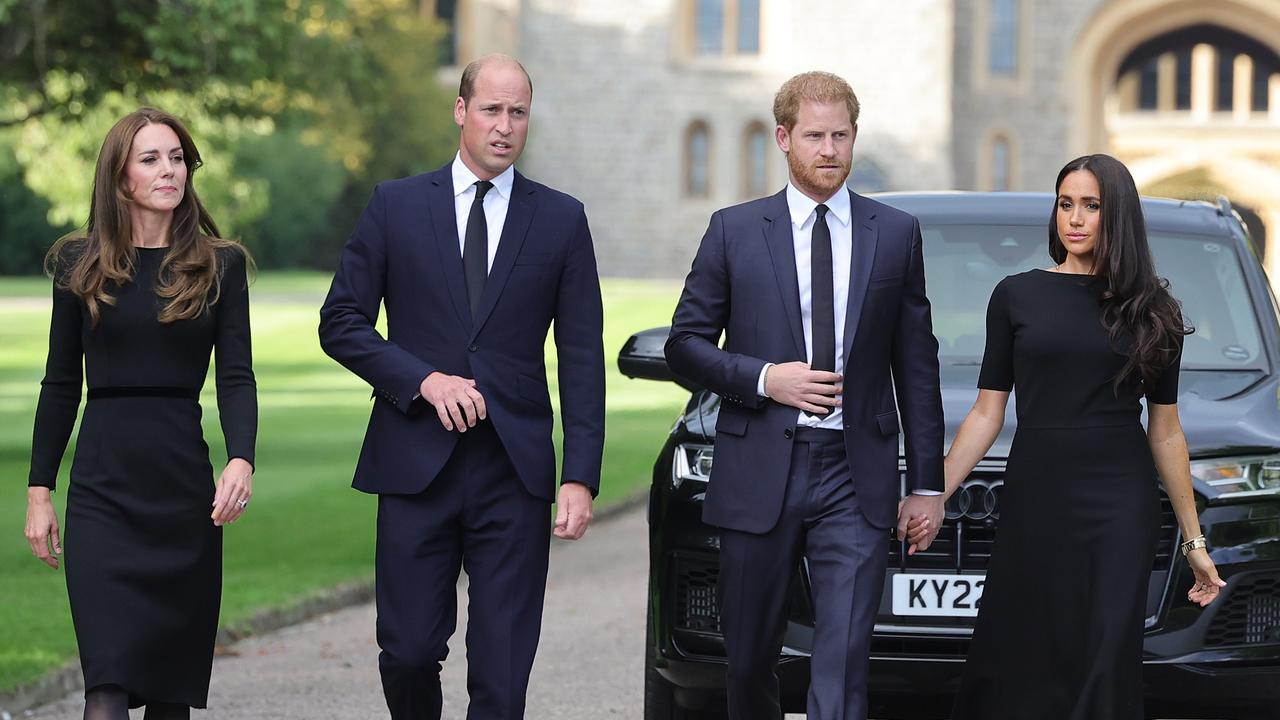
892, 573, 986, 617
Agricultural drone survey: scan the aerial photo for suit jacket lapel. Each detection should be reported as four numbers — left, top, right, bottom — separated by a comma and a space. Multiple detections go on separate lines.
763, 190, 806, 359
843, 190, 879, 361
426, 166, 473, 332
471, 171, 536, 339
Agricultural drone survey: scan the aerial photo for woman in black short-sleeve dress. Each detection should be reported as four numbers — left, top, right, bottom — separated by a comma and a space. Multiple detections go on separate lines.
23, 108, 256, 720
905, 155, 1224, 719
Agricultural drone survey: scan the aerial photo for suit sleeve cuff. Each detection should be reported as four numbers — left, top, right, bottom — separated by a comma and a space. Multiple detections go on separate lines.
560, 479, 599, 498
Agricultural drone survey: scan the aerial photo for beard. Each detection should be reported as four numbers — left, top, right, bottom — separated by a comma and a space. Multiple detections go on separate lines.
788, 152, 850, 199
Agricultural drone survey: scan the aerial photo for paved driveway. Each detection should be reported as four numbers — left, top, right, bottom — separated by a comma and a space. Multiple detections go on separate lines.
26, 507, 652, 719
21, 504, 1209, 720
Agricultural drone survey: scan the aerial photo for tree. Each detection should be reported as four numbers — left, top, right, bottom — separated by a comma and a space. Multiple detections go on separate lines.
0, 0, 460, 271
0, 0, 301, 126
0, 131, 73, 274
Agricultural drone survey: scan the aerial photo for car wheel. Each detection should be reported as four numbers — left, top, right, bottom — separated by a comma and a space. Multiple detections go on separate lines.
644, 603, 728, 720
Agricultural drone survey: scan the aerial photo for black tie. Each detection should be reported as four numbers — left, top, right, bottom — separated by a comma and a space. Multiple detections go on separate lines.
463, 180, 494, 319
810, 204, 836, 375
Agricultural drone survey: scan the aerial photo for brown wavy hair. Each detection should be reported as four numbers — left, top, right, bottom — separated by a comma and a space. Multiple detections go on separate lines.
45, 107, 250, 326
1048, 154, 1191, 390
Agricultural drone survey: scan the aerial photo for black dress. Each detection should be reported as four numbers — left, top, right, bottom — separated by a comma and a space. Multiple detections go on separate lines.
28, 244, 256, 708
952, 269, 1180, 720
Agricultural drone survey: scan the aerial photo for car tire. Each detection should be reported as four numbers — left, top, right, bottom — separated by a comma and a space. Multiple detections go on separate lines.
644, 603, 729, 720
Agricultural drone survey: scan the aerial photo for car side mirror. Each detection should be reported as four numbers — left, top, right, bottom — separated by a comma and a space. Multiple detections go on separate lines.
617, 326, 702, 393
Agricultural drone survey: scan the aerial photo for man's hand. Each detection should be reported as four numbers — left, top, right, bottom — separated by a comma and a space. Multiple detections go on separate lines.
554, 483, 594, 540
898, 493, 944, 555
419, 372, 487, 432
764, 361, 842, 414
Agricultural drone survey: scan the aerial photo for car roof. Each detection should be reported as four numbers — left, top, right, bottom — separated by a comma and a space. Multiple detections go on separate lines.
870, 191, 1235, 237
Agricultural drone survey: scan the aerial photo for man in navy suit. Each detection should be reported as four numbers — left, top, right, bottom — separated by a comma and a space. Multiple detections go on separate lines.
666, 71, 946, 719
319, 54, 604, 719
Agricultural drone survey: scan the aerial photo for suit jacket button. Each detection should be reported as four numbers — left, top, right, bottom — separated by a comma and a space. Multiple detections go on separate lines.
469, 344, 479, 352
783, 428, 793, 439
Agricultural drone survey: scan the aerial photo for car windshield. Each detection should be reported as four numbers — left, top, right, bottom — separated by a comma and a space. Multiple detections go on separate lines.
922, 224, 1266, 372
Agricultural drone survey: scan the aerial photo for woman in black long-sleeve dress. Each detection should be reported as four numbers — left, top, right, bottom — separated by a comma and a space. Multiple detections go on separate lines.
905, 154, 1225, 719
22, 107, 256, 720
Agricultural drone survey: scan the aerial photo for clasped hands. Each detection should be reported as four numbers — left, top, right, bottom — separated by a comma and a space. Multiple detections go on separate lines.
418, 371, 592, 541
899, 495, 943, 554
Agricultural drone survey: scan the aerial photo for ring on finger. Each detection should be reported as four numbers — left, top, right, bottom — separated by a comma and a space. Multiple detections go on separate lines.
237, 498, 248, 509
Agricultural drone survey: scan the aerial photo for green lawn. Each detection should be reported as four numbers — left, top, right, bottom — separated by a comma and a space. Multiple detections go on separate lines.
0, 273, 687, 693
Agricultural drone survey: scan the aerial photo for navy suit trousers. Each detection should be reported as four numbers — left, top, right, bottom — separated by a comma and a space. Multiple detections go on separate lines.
375, 420, 551, 720
719, 427, 889, 720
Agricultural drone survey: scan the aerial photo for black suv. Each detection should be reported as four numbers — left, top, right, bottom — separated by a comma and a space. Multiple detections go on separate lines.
621, 193, 1280, 720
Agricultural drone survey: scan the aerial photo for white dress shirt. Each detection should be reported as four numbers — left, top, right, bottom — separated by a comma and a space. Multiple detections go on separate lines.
755, 184, 939, 496
757, 183, 853, 431
451, 153, 515, 271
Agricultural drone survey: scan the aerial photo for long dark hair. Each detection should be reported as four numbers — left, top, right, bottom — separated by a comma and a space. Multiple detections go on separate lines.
1048, 154, 1191, 390
46, 107, 249, 326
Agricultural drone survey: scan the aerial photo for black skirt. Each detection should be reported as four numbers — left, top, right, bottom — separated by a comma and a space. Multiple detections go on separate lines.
951, 424, 1161, 720
65, 394, 222, 708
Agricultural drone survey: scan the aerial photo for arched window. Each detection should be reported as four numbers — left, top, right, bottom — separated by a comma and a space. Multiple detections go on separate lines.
686, 121, 712, 198
988, 0, 1019, 76
742, 121, 769, 198
1119, 24, 1280, 113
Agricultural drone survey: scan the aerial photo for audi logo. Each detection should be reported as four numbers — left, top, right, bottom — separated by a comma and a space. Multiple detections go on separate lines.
945, 479, 1003, 522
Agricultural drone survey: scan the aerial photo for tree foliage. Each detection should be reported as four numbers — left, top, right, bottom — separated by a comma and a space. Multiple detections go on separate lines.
0, 0, 461, 271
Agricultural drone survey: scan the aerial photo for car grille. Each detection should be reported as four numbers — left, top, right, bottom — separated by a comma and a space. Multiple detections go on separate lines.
888, 470, 1180, 573
869, 633, 971, 658
674, 556, 721, 634
671, 555, 812, 639
1204, 573, 1280, 647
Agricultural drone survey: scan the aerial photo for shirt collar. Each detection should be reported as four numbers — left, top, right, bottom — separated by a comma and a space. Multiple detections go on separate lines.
451, 152, 515, 200
786, 182, 851, 228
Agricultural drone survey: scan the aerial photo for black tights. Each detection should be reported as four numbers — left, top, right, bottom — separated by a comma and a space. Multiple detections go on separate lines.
83, 686, 190, 720
83, 686, 128, 720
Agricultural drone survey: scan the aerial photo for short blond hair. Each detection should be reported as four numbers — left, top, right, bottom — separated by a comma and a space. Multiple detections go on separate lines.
772, 71, 860, 131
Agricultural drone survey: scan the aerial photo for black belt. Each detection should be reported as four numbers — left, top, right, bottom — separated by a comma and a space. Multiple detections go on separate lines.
86, 386, 199, 401
793, 426, 844, 443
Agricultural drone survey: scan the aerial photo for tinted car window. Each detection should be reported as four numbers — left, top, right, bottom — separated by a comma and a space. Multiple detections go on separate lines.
921, 225, 1264, 372
1154, 233, 1264, 370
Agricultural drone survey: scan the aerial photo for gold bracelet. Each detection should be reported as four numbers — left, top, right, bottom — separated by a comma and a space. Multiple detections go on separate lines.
1180, 535, 1208, 556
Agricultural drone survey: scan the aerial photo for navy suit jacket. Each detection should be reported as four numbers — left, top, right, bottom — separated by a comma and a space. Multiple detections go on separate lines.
319, 163, 605, 501
665, 189, 944, 532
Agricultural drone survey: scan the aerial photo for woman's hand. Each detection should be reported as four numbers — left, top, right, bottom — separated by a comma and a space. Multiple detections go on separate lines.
897, 498, 933, 556
212, 457, 254, 527
25, 487, 61, 569
1186, 548, 1227, 607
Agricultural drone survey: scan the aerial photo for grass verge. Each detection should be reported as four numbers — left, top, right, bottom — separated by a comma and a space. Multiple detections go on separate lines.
0, 273, 687, 693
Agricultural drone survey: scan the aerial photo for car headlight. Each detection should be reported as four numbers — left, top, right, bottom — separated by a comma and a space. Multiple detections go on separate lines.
673, 443, 714, 487
1191, 455, 1280, 502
